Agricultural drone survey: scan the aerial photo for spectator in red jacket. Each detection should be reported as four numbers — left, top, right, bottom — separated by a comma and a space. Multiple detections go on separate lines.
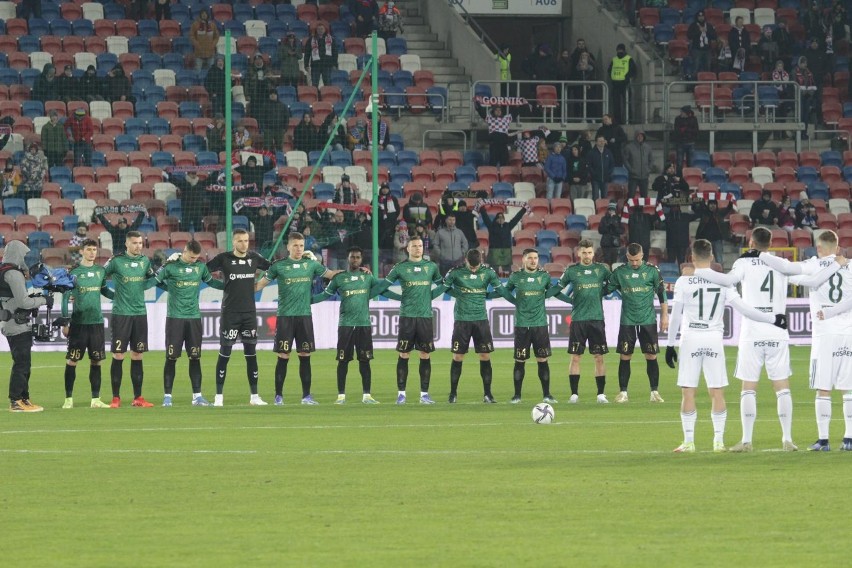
64, 108, 93, 167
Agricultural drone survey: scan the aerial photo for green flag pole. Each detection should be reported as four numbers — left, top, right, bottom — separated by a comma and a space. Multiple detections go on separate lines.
224, 31, 233, 251
370, 31, 379, 275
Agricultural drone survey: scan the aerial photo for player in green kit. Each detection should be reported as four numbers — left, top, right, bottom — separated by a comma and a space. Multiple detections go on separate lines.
505, 248, 562, 404
256, 232, 338, 405
549, 239, 612, 404
103, 230, 158, 408
313, 246, 399, 404
374, 236, 443, 405
606, 243, 669, 403
155, 240, 224, 407
60, 239, 115, 408
442, 249, 512, 403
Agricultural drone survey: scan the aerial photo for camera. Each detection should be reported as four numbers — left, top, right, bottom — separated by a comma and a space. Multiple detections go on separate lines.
26, 264, 76, 343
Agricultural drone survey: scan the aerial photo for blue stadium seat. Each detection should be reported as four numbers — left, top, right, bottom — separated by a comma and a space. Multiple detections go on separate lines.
72, 19, 94, 37
821, 150, 843, 168
378, 150, 396, 167
61, 183, 85, 200
104, 4, 126, 20
388, 182, 403, 198
258, 37, 279, 56
115, 134, 139, 152
330, 150, 353, 166
566, 215, 588, 232
197, 152, 219, 166
28, 231, 52, 250
492, 182, 514, 198
140, 53, 162, 73
690, 150, 711, 170
797, 166, 819, 184
178, 102, 202, 118
21, 100, 44, 118
18, 35, 39, 54
148, 118, 171, 136
171, 37, 193, 56
277, 85, 298, 105
91, 152, 106, 168
611, 166, 629, 185
389, 165, 411, 183
175, 69, 199, 87
288, 101, 311, 118
139, 216, 157, 233
427, 87, 448, 114
0, 69, 20, 85
29, 19, 50, 37
719, 182, 741, 199
267, 21, 288, 39
151, 152, 174, 168
63, 215, 80, 231
455, 165, 477, 184
446, 182, 467, 193
131, 71, 155, 91
313, 183, 335, 200
134, 102, 157, 120
254, 4, 275, 21
393, 70, 413, 89
386, 37, 407, 55
128, 36, 151, 55
162, 53, 185, 73
340, 85, 363, 102
48, 168, 72, 185
463, 150, 485, 168
3, 198, 26, 216
807, 181, 829, 201
124, 119, 148, 137
232, 215, 250, 230
50, 20, 72, 37
182, 134, 205, 153
389, 134, 404, 151
96, 53, 119, 70
20, 69, 40, 88
330, 21, 350, 39
223, 21, 245, 38
704, 167, 727, 185
233, 4, 254, 21
397, 150, 419, 168
276, 4, 296, 19
308, 151, 331, 166
138, 20, 160, 38
167, 199, 182, 217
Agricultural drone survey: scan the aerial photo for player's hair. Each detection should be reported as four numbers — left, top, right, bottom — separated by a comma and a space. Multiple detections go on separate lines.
232, 228, 249, 237
626, 243, 643, 256
692, 239, 713, 260
522, 248, 539, 257
185, 240, 202, 254
409, 235, 423, 244
445, 213, 456, 219
577, 239, 594, 249
750, 226, 772, 250
466, 249, 482, 266
80, 238, 98, 249
288, 231, 305, 242
347, 246, 363, 255
816, 229, 838, 248
126, 230, 142, 240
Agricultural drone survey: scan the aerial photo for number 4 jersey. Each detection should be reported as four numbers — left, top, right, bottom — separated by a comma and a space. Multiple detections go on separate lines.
725, 257, 789, 340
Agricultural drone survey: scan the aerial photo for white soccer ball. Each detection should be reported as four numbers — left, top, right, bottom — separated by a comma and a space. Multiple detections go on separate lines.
531, 403, 554, 424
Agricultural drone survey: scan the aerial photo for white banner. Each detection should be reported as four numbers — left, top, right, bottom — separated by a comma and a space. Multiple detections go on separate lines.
450, 0, 564, 16
0, 298, 818, 353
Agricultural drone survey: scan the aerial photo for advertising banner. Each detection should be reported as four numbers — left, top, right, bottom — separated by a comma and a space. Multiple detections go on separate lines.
450, 0, 563, 16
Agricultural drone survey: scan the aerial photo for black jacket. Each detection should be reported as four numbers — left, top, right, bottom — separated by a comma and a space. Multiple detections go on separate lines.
481, 207, 525, 250
598, 212, 623, 249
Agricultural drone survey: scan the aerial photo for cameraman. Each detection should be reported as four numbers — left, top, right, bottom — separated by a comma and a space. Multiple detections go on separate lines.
0, 241, 49, 412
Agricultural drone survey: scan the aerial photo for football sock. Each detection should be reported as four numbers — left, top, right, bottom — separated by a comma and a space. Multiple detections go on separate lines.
64, 364, 76, 398
359, 360, 371, 394
275, 357, 289, 396
215, 345, 232, 395
617, 359, 630, 391
647, 359, 660, 391
299, 356, 312, 397
89, 365, 101, 398
740, 390, 757, 444
711, 409, 727, 445
130, 359, 143, 398
569, 374, 580, 396
681, 410, 697, 444
163, 358, 176, 395
595, 375, 606, 396
189, 359, 202, 394
419, 358, 431, 392
480, 360, 493, 396
449, 360, 462, 396
336, 360, 348, 395
537, 361, 551, 397
513, 362, 525, 398
843, 394, 852, 438
396, 357, 409, 390
776, 389, 793, 442
110, 358, 123, 397
816, 396, 832, 440
244, 344, 259, 395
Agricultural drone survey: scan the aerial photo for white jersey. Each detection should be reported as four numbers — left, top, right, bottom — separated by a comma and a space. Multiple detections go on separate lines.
790, 255, 852, 337
672, 275, 738, 337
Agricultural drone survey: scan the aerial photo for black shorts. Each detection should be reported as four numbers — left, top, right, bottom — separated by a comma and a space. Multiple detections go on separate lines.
451, 320, 494, 354
514, 326, 552, 360
166, 317, 203, 359
568, 320, 608, 355
66, 323, 106, 362
111, 314, 148, 353
220, 311, 258, 346
336, 326, 374, 361
616, 324, 660, 355
396, 316, 435, 353
274, 315, 315, 354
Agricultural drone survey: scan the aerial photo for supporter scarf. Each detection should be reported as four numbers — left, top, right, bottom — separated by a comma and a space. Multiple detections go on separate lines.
233, 196, 293, 213
165, 165, 223, 173
207, 183, 259, 193
316, 202, 373, 214
473, 198, 531, 211
621, 198, 665, 224
311, 34, 333, 61
94, 204, 148, 216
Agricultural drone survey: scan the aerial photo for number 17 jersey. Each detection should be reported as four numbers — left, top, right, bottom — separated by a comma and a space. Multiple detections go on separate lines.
672, 275, 737, 337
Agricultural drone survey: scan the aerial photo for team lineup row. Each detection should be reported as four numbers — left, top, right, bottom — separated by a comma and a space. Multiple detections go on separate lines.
5, 228, 852, 454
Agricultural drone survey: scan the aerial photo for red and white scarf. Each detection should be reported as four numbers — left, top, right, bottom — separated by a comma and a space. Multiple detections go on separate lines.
621, 198, 665, 224
311, 34, 333, 61
692, 192, 738, 211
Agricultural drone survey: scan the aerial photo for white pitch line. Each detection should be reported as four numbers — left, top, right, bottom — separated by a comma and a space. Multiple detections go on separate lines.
0, 448, 682, 456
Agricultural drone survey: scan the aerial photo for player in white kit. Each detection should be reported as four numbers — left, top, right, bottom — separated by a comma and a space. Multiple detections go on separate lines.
757, 230, 850, 451
663, 239, 788, 453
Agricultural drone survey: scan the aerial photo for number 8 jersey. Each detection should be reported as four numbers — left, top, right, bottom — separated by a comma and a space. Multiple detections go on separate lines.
791, 255, 852, 337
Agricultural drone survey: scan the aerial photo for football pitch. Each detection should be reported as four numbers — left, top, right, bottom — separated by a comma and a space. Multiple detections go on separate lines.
1, 346, 849, 567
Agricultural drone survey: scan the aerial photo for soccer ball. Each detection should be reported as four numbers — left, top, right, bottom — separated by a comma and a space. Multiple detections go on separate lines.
531, 403, 554, 424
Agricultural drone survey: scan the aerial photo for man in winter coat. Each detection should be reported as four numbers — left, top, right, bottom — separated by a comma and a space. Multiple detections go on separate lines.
622, 130, 655, 197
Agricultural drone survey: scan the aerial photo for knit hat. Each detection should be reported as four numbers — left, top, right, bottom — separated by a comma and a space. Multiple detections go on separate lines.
681, 105, 692, 113
799, 191, 809, 201
607, 201, 617, 210
396, 221, 408, 231
74, 108, 86, 115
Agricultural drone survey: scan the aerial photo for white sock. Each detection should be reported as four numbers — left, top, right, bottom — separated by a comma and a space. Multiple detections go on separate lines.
681, 410, 697, 444
776, 389, 793, 442
740, 390, 757, 444
816, 396, 832, 440
420, 391, 428, 397
843, 394, 852, 439
250, 394, 261, 401
398, 390, 405, 396
192, 393, 201, 400
711, 410, 727, 445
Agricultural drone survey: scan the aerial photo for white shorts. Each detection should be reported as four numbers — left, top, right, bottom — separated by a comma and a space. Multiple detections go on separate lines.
677, 334, 729, 389
734, 338, 791, 382
809, 334, 852, 391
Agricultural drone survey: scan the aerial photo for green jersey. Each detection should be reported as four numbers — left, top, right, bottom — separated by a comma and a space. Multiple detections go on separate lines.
322, 270, 380, 327
104, 253, 155, 316
62, 263, 110, 325
265, 257, 328, 316
443, 265, 503, 322
506, 268, 553, 327
156, 259, 214, 319
384, 259, 442, 318
607, 262, 666, 325
557, 263, 610, 322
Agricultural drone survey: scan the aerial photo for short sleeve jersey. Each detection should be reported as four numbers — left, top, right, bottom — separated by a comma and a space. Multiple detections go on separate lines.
608, 262, 664, 326
725, 257, 790, 340
506, 268, 552, 327
443, 265, 502, 322
791, 255, 852, 337
323, 270, 379, 327
672, 274, 739, 337
384, 259, 442, 318
66, 264, 108, 325
156, 260, 214, 319
207, 251, 270, 314
103, 253, 154, 316
265, 257, 328, 316
558, 262, 610, 321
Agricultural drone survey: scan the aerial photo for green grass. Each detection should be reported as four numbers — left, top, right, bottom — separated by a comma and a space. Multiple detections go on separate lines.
1, 346, 849, 567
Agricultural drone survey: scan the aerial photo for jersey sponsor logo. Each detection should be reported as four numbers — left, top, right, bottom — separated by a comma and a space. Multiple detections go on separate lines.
229, 273, 255, 280
753, 340, 780, 347
833, 347, 852, 358
688, 322, 709, 329
490, 306, 572, 339
631, 273, 639, 278
691, 347, 718, 358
